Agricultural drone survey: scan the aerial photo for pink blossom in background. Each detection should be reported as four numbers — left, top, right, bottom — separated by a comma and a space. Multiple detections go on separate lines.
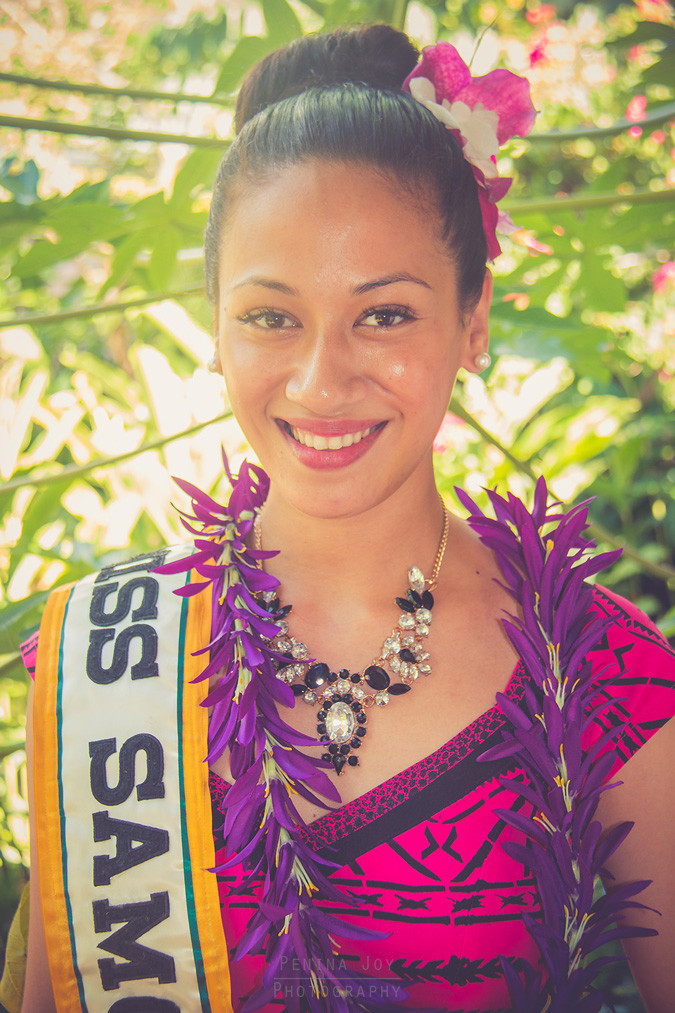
529, 41, 548, 67
626, 94, 647, 138
526, 3, 557, 24
652, 261, 675, 294
511, 228, 554, 256
635, 0, 674, 23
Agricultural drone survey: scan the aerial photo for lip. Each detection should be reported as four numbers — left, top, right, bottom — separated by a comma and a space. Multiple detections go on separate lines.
276, 418, 387, 470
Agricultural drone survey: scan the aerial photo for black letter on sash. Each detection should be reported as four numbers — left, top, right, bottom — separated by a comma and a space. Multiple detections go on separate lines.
90, 736, 165, 806
90, 578, 160, 627
108, 1001, 180, 1012
87, 625, 159, 684
93, 892, 176, 990
93, 812, 170, 886
95, 550, 168, 584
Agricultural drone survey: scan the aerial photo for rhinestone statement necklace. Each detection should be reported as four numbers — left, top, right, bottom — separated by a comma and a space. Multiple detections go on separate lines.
255, 503, 449, 774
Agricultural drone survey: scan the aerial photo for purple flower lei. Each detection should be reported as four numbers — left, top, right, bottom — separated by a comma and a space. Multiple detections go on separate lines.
156, 452, 395, 1013
458, 476, 658, 1011
158, 457, 656, 1012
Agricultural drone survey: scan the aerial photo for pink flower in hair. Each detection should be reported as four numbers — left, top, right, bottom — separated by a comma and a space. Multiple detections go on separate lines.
403, 42, 537, 260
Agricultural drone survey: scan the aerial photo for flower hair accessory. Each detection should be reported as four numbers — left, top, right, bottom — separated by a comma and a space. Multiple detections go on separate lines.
403, 42, 537, 260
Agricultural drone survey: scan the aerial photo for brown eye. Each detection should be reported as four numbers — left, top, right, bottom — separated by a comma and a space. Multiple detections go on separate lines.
358, 306, 415, 328
239, 309, 299, 330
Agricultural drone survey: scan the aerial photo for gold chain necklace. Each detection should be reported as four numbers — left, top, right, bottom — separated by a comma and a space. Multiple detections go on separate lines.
255, 498, 449, 774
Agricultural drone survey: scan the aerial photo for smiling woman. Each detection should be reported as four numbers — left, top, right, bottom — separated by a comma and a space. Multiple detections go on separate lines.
21, 21, 675, 1013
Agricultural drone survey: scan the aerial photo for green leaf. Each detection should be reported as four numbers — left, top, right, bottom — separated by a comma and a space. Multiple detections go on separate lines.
170, 149, 225, 209
6, 477, 73, 582
0, 157, 40, 205
577, 256, 626, 313
262, 0, 303, 43
214, 35, 277, 95
0, 592, 50, 656
97, 231, 149, 299
148, 225, 182, 290
613, 22, 675, 47
640, 49, 675, 87
15, 204, 128, 278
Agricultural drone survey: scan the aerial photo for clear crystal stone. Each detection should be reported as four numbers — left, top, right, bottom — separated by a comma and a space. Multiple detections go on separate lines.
409, 664, 419, 679
293, 663, 306, 677
408, 566, 425, 593
323, 685, 334, 697
415, 608, 432, 625
416, 623, 430, 637
417, 650, 430, 662
277, 638, 291, 652
291, 642, 308, 660
419, 663, 431, 675
401, 634, 415, 646
389, 656, 401, 672
276, 619, 288, 635
275, 670, 287, 681
353, 687, 365, 700
304, 690, 317, 704
383, 636, 400, 653
400, 662, 409, 678
262, 590, 276, 603
326, 702, 355, 743
375, 691, 389, 706
399, 614, 415, 630
336, 678, 351, 693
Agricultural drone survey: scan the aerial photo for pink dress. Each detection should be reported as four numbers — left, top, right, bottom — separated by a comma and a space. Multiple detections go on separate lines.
208, 587, 675, 1011
23, 585, 675, 1011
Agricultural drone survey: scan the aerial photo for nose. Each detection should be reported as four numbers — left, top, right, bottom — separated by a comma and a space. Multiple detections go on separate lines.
284, 325, 367, 412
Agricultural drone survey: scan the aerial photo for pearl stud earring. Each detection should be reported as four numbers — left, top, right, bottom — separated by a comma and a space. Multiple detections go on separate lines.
207, 355, 219, 373
474, 352, 492, 371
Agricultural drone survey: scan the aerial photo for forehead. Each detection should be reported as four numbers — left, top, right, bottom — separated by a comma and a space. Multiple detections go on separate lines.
218, 160, 454, 291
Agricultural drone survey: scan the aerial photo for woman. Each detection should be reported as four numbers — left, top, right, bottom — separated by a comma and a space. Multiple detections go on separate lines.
22, 23, 675, 1013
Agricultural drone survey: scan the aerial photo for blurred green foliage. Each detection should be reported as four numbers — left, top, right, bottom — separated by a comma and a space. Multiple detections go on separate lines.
0, 1, 673, 1004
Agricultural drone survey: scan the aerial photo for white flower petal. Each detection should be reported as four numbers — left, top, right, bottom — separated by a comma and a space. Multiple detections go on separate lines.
408, 77, 436, 103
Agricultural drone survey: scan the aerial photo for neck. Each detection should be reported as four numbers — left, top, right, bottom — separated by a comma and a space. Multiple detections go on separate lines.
257, 469, 446, 610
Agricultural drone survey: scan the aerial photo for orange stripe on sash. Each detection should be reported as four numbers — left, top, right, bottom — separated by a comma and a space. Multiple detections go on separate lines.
183, 579, 233, 1011
33, 583, 81, 1011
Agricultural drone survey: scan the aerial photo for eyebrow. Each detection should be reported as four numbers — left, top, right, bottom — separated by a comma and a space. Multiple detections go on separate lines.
352, 273, 432, 295
230, 272, 432, 296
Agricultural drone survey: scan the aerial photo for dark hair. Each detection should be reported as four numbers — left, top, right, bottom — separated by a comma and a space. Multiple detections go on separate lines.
205, 24, 487, 314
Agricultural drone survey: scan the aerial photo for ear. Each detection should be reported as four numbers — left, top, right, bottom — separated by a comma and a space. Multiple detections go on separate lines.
461, 269, 493, 373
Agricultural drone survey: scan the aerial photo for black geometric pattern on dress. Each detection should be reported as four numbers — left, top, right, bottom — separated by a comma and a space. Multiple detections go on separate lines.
312, 732, 520, 867
389, 955, 524, 986
591, 586, 675, 657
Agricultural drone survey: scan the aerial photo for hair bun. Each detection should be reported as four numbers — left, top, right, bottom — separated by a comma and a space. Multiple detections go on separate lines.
235, 24, 419, 132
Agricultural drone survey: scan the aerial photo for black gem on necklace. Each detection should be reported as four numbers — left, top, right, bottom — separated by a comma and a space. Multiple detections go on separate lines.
395, 596, 416, 613
388, 684, 411, 696
348, 756, 358, 767
399, 648, 417, 664
305, 662, 329, 690
364, 665, 390, 690
333, 755, 346, 774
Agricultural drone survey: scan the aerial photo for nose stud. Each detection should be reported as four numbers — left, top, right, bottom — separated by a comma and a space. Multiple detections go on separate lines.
474, 352, 492, 371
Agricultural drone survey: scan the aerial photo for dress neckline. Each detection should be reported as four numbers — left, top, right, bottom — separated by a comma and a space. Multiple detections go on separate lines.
210, 657, 526, 848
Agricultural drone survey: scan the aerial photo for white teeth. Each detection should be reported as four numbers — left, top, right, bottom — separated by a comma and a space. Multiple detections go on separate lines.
289, 425, 376, 450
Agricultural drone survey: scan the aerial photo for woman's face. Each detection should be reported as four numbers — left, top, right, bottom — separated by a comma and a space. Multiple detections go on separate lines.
215, 160, 491, 519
